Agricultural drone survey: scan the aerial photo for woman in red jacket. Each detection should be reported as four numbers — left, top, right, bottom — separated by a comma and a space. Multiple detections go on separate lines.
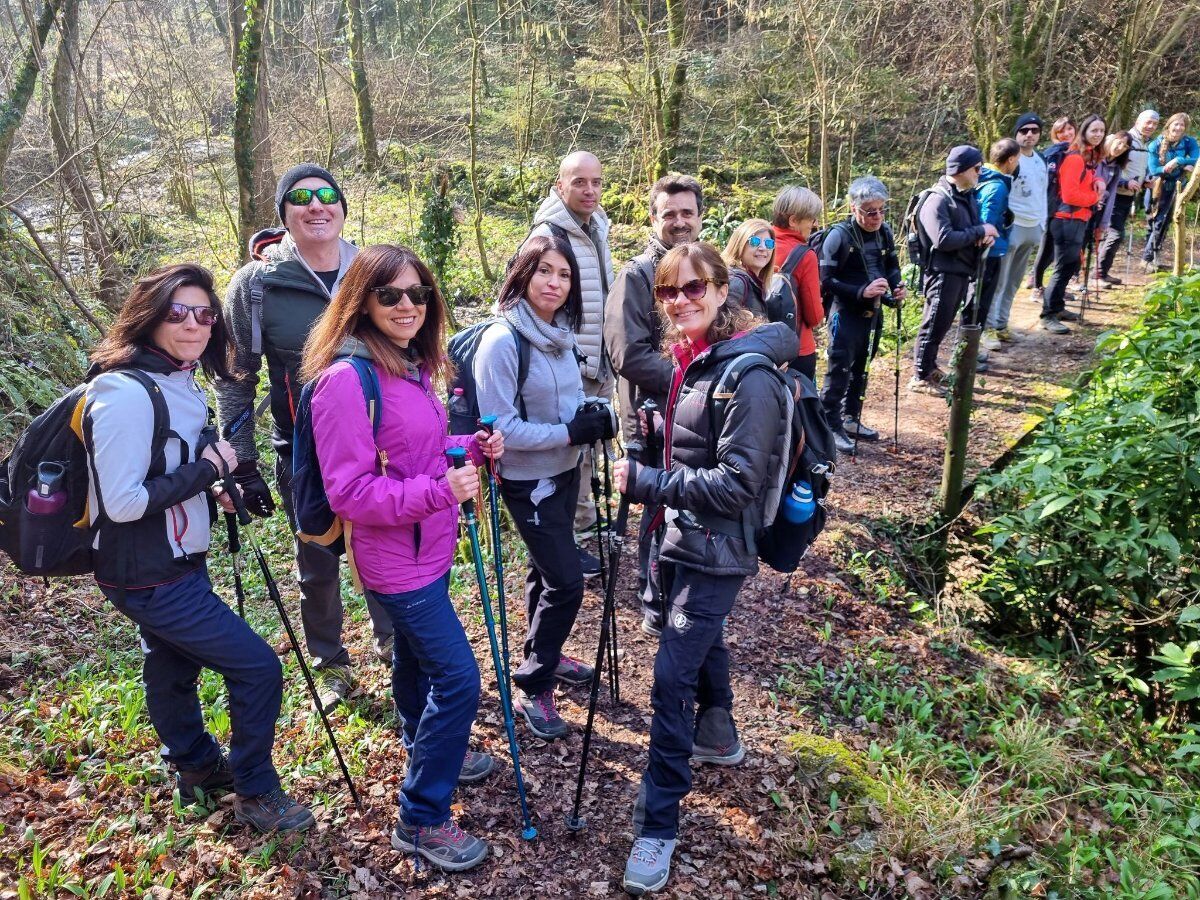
769, 186, 826, 381
1041, 114, 1105, 334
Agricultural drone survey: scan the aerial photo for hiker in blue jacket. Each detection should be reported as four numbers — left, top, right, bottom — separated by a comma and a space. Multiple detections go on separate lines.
974, 139, 1020, 365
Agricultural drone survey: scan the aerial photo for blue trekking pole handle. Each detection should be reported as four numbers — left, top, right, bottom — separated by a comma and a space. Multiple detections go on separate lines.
446, 447, 537, 841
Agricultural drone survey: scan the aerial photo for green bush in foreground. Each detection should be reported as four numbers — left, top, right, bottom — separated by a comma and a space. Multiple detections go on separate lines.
976, 272, 1200, 723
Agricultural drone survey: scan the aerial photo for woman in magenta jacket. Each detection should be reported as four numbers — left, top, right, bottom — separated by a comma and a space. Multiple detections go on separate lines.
300, 244, 502, 873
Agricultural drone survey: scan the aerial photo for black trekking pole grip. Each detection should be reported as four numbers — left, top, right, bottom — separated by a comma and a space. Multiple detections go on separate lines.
201, 425, 251, 526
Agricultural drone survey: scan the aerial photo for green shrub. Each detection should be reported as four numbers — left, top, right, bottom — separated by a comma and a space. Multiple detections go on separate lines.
975, 272, 1200, 717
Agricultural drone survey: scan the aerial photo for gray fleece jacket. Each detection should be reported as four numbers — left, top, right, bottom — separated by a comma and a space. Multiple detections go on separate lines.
473, 299, 584, 481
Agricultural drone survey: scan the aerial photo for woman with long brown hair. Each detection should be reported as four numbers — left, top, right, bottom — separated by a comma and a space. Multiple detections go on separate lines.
302, 244, 501, 873
612, 242, 797, 895
85, 264, 314, 834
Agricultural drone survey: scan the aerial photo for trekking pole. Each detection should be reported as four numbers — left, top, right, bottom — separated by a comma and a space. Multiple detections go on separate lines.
599, 441, 620, 703
446, 447, 537, 841
225, 514, 247, 619
851, 298, 886, 461
1080, 232, 1095, 325
566, 402, 654, 833
476, 416, 512, 687
892, 298, 902, 453
204, 426, 362, 811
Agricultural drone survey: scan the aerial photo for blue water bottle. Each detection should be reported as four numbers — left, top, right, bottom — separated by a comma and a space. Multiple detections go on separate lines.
782, 481, 816, 524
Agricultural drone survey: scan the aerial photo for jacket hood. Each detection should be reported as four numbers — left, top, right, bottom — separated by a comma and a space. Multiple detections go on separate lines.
532, 189, 610, 236
260, 232, 358, 296
704, 321, 800, 368
979, 166, 1012, 188
336, 335, 374, 360
645, 235, 672, 261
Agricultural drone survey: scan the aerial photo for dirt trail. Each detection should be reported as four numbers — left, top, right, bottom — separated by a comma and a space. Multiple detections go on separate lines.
0, 269, 1150, 899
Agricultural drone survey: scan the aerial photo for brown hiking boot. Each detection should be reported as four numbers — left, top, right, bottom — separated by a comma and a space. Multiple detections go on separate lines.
315, 664, 353, 711
234, 788, 315, 833
177, 754, 235, 804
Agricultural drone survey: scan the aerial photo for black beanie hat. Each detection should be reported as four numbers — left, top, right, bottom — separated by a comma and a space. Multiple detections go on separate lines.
1013, 112, 1045, 136
945, 145, 984, 175
275, 163, 348, 223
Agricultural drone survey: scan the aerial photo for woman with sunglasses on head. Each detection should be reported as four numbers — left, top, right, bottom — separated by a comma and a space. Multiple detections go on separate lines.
1040, 114, 1107, 334
301, 245, 502, 873
612, 242, 797, 896
85, 264, 314, 834
721, 219, 776, 320
473, 234, 614, 742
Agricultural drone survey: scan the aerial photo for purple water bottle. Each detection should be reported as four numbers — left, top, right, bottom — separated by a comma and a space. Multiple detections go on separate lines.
27, 462, 67, 516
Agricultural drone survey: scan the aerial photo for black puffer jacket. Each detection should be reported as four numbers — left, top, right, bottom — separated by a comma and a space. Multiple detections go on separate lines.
627, 322, 798, 577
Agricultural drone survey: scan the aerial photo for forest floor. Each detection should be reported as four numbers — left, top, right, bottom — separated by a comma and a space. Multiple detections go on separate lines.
4, 262, 1194, 900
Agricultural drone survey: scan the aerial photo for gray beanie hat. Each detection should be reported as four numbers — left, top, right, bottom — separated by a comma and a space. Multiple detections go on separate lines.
275, 163, 348, 223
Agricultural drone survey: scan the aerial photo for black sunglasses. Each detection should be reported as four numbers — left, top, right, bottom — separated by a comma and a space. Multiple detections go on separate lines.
1017, 126, 1042, 135
164, 302, 218, 327
654, 278, 713, 303
284, 186, 342, 207
372, 285, 433, 307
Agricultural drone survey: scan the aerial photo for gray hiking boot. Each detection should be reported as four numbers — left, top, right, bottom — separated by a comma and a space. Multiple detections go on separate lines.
516, 689, 569, 740
1041, 316, 1070, 335
842, 418, 879, 441
177, 753, 235, 804
392, 818, 488, 872
623, 837, 677, 895
692, 708, 747, 766
457, 751, 495, 784
315, 664, 353, 711
641, 611, 663, 638
233, 788, 315, 833
554, 654, 594, 687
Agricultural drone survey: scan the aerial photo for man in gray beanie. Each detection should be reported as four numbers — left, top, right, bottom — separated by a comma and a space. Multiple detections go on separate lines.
215, 163, 394, 710
909, 145, 997, 395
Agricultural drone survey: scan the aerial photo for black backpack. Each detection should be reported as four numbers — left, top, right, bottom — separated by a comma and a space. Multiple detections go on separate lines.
762, 244, 810, 330
705, 353, 835, 572
1041, 142, 1070, 208
446, 320, 530, 435
0, 369, 167, 577
291, 356, 382, 557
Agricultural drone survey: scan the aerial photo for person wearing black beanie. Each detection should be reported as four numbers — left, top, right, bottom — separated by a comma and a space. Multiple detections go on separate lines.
215, 165, 397, 710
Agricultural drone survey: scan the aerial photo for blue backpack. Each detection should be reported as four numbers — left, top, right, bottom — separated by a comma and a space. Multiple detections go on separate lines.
291, 356, 381, 557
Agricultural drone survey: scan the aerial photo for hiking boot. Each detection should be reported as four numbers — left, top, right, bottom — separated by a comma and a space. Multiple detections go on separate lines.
403, 750, 495, 785
1029, 287, 1044, 303
376, 639, 394, 666
996, 328, 1016, 343
909, 376, 947, 396
578, 547, 602, 580
1057, 309, 1080, 322
831, 429, 855, 455
692, 708, 746, 766
1040, 316, 1070, 335
842, 418, 879, 441
641, 612, 663, 638
315, 665, 353, 711
623, 837, 677, 895
980, 330, 1003, 351
517, 689, 569, 740
1099, 273, 1122, 286
554, 654, 594, 687
233, 788, 315, 833
177, 754, 235, 804
392, 818, 488, 872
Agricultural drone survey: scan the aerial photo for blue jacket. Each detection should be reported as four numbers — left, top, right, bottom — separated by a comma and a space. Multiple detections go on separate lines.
975, 166, 1013, 258
1147, 135, 1200, 183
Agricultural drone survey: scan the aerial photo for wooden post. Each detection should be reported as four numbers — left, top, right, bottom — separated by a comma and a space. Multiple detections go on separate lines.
1171, 164, 1200, 277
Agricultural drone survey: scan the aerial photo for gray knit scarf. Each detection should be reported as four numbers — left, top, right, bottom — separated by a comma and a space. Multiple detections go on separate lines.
501, 298, 576, 358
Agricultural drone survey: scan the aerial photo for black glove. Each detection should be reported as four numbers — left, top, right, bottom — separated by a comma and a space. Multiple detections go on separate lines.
567, 409, 611, 446
232, 461, 276, 518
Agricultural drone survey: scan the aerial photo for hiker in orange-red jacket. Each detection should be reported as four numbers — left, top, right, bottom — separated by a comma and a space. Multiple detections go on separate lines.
1041, 115, 1106, 334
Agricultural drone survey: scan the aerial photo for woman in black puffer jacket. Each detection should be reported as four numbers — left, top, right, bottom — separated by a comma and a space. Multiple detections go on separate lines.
613, 242, 797, 896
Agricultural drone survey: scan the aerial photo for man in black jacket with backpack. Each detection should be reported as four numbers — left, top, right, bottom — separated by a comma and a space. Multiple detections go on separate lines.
817, 176, 906, 454
910, 146, 998, 396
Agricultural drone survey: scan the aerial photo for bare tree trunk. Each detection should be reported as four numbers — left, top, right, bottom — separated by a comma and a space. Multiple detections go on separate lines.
661, 0, 688, 168
50, 0, 125, 311
0, 0, 61, 179
464, 0, 493, 282
1106, 0, 1196, 129
346, 0, 379, 171
230, 0, 273, 259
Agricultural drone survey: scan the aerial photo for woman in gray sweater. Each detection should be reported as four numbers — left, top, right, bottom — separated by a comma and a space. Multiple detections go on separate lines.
474, 234, 615, 740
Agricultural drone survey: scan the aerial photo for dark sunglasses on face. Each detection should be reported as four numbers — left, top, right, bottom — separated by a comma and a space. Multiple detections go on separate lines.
654, 278, 713, 303
164, 302, 218, 326
748, 235, 776, 249
1017, 126, 1041, 134
372, 284, 433, 307
284, 186, 342, 207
